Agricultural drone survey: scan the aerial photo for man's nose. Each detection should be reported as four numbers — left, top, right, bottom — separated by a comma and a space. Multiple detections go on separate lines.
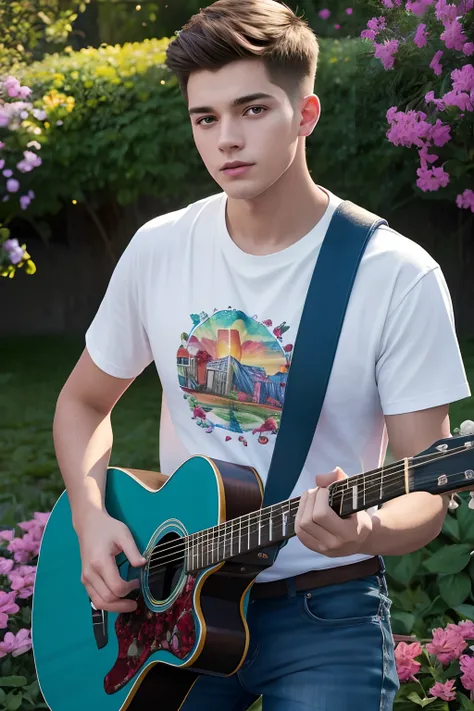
217, 118, 244, 152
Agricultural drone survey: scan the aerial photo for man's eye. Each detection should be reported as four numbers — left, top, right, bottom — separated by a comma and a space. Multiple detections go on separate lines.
245, 106, 266, 116
197, 116, 216, 125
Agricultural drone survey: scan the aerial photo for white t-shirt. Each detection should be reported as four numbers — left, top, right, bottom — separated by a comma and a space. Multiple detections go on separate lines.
86, 188, 470, 582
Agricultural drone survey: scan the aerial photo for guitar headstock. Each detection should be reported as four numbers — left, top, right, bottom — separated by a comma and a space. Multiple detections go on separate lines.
410, 433, 474, 499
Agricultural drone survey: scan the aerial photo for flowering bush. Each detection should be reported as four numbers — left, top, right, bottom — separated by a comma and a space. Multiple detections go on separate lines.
359, 0, 474, 212
0, 513, 49, 709
395, 621, 474, 709
0, 74, 46, 278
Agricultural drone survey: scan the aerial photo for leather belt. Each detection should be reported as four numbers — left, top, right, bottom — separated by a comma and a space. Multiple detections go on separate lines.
250, 556, 381, 600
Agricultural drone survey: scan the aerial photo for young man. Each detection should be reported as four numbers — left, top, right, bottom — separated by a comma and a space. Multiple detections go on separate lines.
53, 0, 471, 708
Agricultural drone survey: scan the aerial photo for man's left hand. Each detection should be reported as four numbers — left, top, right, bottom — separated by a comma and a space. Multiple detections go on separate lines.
295, 467, 373, 558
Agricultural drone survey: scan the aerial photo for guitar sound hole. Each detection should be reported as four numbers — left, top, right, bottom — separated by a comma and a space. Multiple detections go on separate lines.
147, 532, 185, 602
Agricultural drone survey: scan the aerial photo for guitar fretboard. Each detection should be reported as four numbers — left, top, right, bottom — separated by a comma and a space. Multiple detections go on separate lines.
184, 461, 410, 574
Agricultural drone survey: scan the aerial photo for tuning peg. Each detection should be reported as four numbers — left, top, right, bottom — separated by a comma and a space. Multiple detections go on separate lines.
468, 492, 474, 510
449, 494, 461, 511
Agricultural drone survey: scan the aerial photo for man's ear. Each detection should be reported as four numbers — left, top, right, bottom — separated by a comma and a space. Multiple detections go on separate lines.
298, 94, 321, 138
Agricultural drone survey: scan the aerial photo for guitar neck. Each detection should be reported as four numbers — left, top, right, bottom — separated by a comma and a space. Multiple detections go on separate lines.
185, 438, 474, 574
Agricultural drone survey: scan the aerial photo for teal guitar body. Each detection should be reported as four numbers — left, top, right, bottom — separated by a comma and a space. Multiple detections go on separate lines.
32, 457, 265, 711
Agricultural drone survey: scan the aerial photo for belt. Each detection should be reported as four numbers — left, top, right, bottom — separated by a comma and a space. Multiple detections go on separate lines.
250, 556, 381, 600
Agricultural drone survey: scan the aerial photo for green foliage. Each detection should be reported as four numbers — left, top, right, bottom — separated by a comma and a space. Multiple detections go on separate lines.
16, 37, 214, 215
385, 490, 474, 639
12, 36, 418, 220
0, 0, 90, 73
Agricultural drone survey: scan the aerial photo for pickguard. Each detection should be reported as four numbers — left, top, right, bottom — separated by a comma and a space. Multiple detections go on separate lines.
104, 575, 197, 694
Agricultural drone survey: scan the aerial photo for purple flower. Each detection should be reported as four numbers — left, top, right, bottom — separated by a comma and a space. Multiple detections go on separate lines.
17, 86, 32, 99
456, 189, 474, 212
464, 43, 474, 56
3, 239, 25, 265
374, 39, 400, 70
3, 76, 21, 98
416, 164, 450, 192
31, 109, 47, 121
0, 160, 4, 171
16, 150, 41, 174
361, 29, 377, 40
346, 7, 353, 13
0, 142, 4, 149
414, 23, 429, 47
3, 169, 13, 178
430, 50, 444, 75
440, 18, 467, 51
6, 178, 20, 193
429, 119, 451, 146
319, 8, 331, 19
20, 195, 31, 210
406, 0, 435, 14
28, 190, 35, 199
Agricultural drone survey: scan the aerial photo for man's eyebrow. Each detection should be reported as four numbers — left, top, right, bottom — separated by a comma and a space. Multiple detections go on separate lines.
188, 92, 275, 115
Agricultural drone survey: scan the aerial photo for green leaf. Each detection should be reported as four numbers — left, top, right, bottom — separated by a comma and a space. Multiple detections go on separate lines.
391, 611, 416, 635
457, 500, 474, 543
454, 604, 474, 622
5, 691, 22, 711
0, 678, 27, 689
385, 551, 423, 585
407, 692, 437, 707
423, 544, 472, 574
0, 688, 5, 703
441, 513, 460, 542
459, 694, 474, 711
439, 572, 472, 608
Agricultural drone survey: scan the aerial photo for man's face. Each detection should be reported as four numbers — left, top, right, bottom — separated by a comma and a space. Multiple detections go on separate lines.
187, 59, 310, 200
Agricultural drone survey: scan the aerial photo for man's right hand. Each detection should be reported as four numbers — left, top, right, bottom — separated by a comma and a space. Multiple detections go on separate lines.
75, 509, 147, 613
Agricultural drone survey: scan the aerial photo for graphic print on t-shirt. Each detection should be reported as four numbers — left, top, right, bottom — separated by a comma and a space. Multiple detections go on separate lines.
176, 309, 293, 445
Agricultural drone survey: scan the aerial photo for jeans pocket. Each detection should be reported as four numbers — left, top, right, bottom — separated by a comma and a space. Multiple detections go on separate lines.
300, 574, 391, 627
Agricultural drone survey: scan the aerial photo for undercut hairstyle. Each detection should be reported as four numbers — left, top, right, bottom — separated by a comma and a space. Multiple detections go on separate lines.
165, 0, 319, 99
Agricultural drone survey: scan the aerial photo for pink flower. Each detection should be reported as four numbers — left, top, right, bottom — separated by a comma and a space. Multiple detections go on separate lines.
6, 178, 20, 193
0, 629, 32, 658
0, 531, 14, 543
430, 50, 444, 75
0, 591, 20, 629
0, 159, 4, 170
414, 23, 429, 47
334, 23, 341, 29
464, 42, 474, 56
451, 64, 474, 93
417, 164, 450, 192
406, 0, 435, 13
361, 29, 377, 40
456, 189, 474, 211
442, 89, 473, 111
0, 557, 14, 575
425, 91, 446, 110
7, 533, 40, 563
460, 654, 474, 691
0, 141, 4, 149
346, 7, 353, 13
17, 86, 31, 99
16, 150, 41, 174
428, 119, 451, 146
435, 0, 458, 23
440, 18, 466, 51
8, 566, 36, 599
429, 679, 456, 701
382, 0, 403, 6
458, 620, 474, 639
3, 76, 21, 98
426, 624, 467, 663
374, 39, 399, 69
319, 8, 331, 19
386, 109, 431, 147
368, 16, 387, 32
395, 641, 422, 682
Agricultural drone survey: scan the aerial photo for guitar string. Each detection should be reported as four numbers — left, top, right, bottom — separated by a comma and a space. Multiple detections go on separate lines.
146, 447, 472, 562
146, 454, 474, 565
145, 443, 471, 567
148, 466, 469, 574
145, 443, 470, 564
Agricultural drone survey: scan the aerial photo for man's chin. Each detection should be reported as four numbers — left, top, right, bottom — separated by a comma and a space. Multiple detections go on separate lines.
219, 180, 270, 201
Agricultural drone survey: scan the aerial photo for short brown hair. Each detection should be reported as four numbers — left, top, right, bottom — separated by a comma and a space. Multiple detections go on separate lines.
165, 0, 319, 98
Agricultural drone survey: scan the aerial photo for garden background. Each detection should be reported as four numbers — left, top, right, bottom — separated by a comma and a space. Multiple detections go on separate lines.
1, 0, 474, 709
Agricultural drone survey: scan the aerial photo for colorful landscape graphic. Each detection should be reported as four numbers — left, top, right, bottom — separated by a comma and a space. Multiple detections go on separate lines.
176, 309, 293, 445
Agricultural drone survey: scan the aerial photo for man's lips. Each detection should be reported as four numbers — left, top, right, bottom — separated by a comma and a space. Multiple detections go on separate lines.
221, 162, 254, 177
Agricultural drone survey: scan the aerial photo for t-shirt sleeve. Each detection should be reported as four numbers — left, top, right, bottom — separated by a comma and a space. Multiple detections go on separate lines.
376, 266, 471, 415
85, 233, 153, 379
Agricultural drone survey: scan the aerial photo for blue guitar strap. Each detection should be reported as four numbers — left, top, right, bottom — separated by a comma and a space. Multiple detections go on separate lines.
262, 201, 388, 517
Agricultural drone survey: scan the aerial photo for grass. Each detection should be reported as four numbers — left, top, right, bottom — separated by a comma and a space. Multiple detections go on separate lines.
1, 336, 473, 527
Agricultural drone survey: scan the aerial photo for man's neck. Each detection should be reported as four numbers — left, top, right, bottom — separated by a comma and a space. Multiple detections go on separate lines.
225, 161, 329, 257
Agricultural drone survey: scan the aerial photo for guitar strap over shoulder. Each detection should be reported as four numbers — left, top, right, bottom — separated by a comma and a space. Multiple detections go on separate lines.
262, 201, 388, 514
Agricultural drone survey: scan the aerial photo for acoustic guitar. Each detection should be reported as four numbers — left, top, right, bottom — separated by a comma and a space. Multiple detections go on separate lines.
32, 433, 474, 710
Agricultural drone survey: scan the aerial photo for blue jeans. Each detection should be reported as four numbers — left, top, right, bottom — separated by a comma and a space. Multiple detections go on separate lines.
182, 570, 399, 710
